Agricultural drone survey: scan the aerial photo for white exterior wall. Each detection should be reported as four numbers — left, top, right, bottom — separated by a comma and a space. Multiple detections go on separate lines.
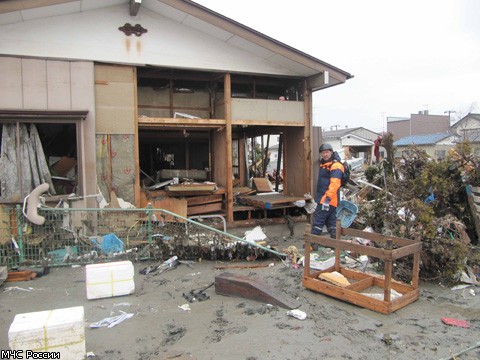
0, 56, 97, 204
0, 4, 301, 77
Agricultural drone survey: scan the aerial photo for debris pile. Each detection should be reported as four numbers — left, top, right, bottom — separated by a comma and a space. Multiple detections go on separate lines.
354, 139, 480, 282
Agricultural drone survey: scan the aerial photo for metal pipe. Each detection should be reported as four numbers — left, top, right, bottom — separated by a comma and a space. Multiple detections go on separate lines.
187, 214, 227, 234
159, 209, 286, 257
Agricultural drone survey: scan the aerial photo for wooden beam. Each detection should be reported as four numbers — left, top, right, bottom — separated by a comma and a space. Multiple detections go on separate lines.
186, 194, 223, 206
215, 272, 300, 309
187, 202, 223, 216
138, 117, 226, 128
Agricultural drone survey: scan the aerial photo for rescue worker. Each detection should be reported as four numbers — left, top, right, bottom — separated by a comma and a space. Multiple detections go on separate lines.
312, 143, 345, 238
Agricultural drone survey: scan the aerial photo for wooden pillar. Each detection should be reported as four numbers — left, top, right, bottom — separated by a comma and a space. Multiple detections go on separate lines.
275, 135, 283, 192
224, 73, 233, 223
304, 81, 313, 196
335, 219, 342, 272
133, 67, 141, 207
169, 79, 174, 118
239, 138, 246, 186
383, 239, 393, 302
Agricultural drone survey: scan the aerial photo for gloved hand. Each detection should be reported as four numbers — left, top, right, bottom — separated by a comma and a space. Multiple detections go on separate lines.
321, 197, 331, 211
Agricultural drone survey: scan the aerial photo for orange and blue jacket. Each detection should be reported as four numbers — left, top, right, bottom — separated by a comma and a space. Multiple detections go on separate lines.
315, 153, 344, 207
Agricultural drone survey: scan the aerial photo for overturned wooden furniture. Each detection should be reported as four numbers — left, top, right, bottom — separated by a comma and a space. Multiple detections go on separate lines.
215, 272, 300, 309
302, 221, 422, 314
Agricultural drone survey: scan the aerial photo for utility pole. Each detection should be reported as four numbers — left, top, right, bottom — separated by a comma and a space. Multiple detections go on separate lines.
444, 110, 456, 124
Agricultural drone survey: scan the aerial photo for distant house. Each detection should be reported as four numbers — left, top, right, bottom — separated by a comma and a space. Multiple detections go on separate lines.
393, 133, 458, 160
393, 113, 480, 160
320, 127, 380, 164
387, 111, 450, 139
451, 113, 480, 156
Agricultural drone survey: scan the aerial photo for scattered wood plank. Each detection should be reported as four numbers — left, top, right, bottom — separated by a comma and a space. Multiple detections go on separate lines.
6, 270, 37, 282
252, 178, 273, 193
186, 194, 223, 206
233, 187, 256, 196
213, 263, 271, 270
239, 194, 306, 209
187, 202, 223, 216
167, 183, 217, 194
215, 272, 300, 309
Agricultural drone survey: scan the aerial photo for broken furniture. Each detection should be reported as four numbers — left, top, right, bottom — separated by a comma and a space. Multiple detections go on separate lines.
140, 185, 226, 219
302, 221, 422, 314
215, 272, 300, 309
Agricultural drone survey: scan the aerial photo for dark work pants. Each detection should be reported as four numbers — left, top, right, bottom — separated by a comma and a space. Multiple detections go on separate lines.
311, 204, 337, 238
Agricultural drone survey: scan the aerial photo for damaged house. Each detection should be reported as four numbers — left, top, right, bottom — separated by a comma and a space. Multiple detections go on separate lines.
0, 0, 352, 227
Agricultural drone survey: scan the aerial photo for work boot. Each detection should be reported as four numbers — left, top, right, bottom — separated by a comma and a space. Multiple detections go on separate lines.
327, 227, 336, 239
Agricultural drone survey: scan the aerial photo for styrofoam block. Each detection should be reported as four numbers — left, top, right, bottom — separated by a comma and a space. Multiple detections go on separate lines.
8, 306, 85, 360
307, 255, 335, 270
86, 260, 135, 300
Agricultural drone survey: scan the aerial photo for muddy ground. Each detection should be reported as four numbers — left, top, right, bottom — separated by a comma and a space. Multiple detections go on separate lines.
0, 223, 479, 360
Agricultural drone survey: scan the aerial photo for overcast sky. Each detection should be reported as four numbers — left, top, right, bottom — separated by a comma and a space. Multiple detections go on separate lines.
194, 0, 480, 133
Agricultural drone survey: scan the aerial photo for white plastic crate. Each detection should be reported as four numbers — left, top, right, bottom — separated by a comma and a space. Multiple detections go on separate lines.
8, 306, 85, 360
85, 260, 135, 300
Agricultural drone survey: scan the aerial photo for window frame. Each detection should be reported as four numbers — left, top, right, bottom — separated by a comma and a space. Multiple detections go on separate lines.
0, 110, 87, 203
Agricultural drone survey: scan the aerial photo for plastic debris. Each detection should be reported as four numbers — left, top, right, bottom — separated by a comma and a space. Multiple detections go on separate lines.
89, 234, 124, 255
113, 302, 132, 307
287, 309, 307, 320
178, 304, 191, 311
441, 317, 470, 328
244, 226, 267, 243
89, 311, 134, 328
164, 256, 178, 267
451, 284, 472, 291
3, 286, 34, 292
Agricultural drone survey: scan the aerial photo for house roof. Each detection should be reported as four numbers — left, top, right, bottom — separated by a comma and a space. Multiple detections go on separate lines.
321, 127, 363, 138
393, 133, 455, 146
451, 113, 480, 128
0, 0, 353, 90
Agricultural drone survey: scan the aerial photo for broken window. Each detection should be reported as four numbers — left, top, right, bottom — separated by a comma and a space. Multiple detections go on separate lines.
0, 120, 79, 202
230, 75, 304, 100
138, 129, 211, 185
